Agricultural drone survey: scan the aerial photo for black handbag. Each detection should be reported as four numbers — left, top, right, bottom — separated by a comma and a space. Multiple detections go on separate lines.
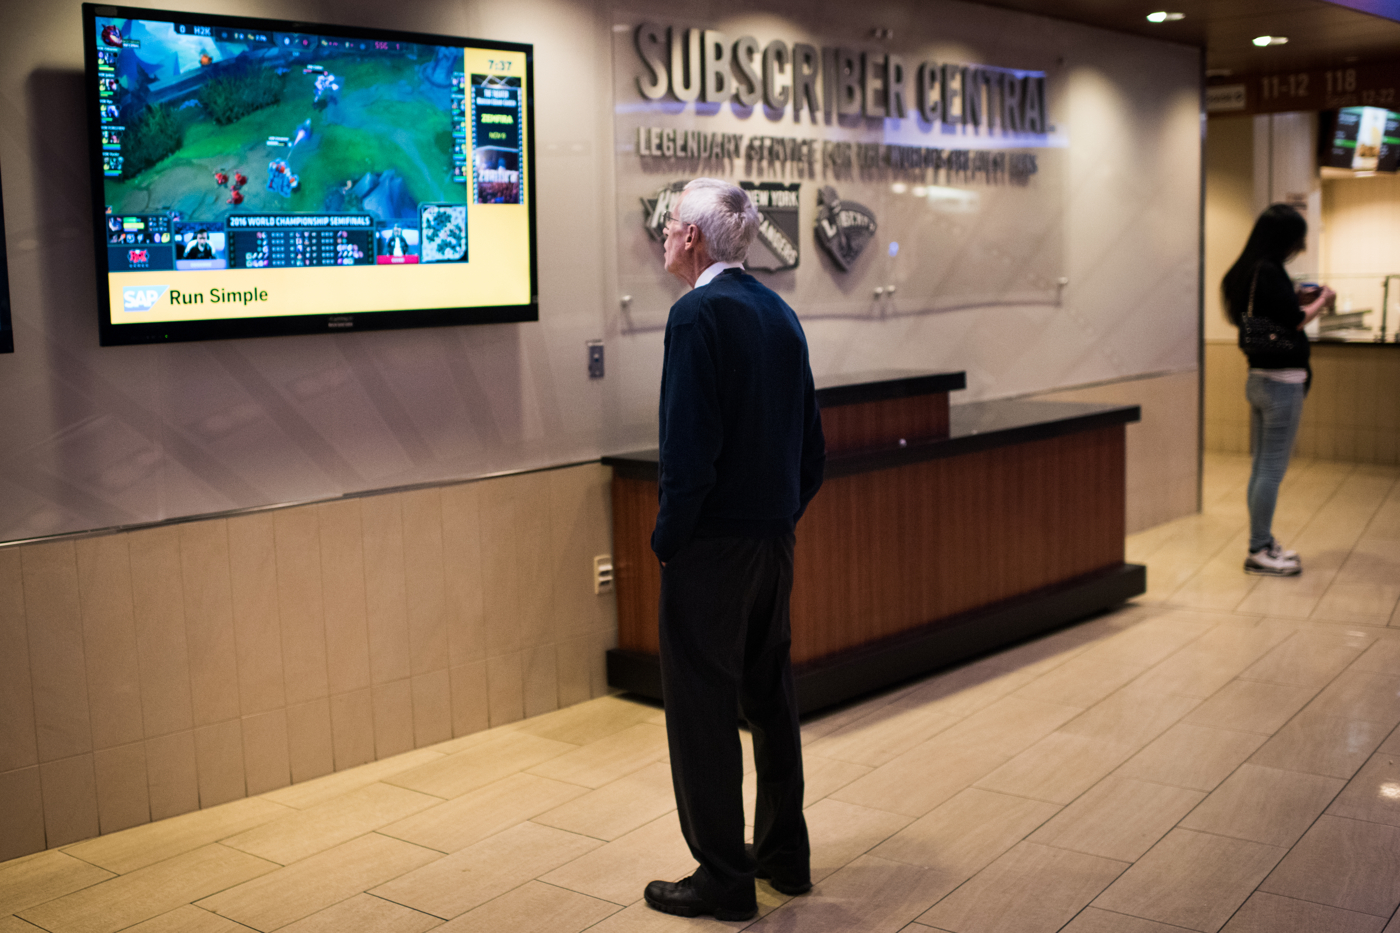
1238, 266, 1306, 364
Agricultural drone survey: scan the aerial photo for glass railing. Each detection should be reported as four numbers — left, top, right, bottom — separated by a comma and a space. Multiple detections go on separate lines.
1293, 272, 1400, 343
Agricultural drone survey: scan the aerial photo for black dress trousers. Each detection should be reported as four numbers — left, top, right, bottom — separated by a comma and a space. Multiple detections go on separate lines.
658, 532, 809, 910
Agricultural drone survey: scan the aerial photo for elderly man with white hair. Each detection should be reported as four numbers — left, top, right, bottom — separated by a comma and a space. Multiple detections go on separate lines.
643, 179, 825, 921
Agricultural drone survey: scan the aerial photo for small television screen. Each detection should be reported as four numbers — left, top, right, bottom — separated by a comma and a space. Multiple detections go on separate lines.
0, 162, 11, 354
83, 4, 536, 345
1322, 106, 1400, 172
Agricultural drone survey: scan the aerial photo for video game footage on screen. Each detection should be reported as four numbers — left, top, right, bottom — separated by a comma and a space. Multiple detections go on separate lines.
95, 13, 476, 268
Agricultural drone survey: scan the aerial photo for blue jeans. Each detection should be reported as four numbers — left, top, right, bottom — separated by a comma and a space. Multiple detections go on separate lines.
1246, 373, 1306, 552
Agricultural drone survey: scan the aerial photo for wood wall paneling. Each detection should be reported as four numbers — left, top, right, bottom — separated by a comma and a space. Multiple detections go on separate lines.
612, 476, 663, 657
611, 426, 1126, 668
820, 394, 950, 455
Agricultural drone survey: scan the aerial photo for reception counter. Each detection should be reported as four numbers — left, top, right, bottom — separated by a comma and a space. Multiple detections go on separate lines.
602, 371, 1145, 714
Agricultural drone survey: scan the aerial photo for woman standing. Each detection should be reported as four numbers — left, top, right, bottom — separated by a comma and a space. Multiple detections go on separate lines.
1222, 204, 1332, 576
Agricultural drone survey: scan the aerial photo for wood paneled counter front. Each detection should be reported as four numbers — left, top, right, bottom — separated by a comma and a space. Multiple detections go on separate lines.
602, 371, 1146, 714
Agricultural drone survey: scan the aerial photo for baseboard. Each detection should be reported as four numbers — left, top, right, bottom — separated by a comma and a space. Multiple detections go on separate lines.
606, 563, 1147, 716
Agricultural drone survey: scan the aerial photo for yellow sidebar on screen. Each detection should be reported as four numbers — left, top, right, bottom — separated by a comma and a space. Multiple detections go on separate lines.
105, 45, 530, 329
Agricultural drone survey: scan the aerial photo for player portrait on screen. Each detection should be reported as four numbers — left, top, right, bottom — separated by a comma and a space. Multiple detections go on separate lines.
174, 222, 227, 269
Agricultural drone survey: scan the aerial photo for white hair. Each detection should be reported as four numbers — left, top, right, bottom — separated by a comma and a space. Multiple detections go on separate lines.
677, 178, 758, 263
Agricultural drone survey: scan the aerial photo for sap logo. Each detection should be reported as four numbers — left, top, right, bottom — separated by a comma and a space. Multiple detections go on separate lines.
122, 285, 169, 312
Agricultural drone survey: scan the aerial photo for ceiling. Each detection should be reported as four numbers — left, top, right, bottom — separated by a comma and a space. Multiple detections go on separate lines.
974, 0, 1400, 75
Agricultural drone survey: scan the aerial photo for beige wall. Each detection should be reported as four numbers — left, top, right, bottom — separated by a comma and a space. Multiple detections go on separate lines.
1319, 172, 1400, 336
1205, 343, 1400, 464
1205, 115, 1255, 344
1322, 172, 1400, 276
0, 462, 617, 860
1205, 112, 1400, 464
1205, 343, 1249, 456
0, 362, 1205, 861
0, 0, 1203, 543
1202, 113, 1255, 457
1032, 371, 1200, 534
0, 0, 1209, 860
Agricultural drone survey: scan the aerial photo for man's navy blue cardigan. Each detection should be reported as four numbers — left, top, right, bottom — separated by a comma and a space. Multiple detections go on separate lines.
650, 268, 825, 563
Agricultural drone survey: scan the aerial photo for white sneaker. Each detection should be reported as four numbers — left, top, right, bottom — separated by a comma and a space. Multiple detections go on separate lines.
1245, 541, 1301, 576
1268, 537, 1300, 563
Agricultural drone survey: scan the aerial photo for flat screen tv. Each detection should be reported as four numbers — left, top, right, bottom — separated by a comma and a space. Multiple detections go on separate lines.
0, 161, 11, 354
1321, 106, 1400, 173
83, 4, 536, 345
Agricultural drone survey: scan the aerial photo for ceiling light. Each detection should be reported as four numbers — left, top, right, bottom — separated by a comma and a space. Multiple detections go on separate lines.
1253, 35, 1288, 46
1146, 12, 1185, 23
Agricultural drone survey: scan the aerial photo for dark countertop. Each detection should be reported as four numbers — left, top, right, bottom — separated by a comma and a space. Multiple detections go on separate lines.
814, 370, 966, 408
603, 399, 1142, 481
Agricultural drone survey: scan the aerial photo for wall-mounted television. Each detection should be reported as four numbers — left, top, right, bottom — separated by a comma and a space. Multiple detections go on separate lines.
0, 161, 11, 354
83, 4, 536, 345
1321, 106, 1400, 173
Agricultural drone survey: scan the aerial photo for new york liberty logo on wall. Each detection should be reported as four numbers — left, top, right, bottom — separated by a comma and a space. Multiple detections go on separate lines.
815, 187, 877, 272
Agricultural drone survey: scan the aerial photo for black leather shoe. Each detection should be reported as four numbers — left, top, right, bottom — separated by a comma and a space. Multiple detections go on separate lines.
745, 843, 813, 896
644, 876, 757, 921
761, 872, 813, 896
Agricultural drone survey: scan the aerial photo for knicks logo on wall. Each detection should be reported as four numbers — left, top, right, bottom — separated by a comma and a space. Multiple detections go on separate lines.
642, 181, 800, 273
641, 181, 688, 243
815, 186, 877, 272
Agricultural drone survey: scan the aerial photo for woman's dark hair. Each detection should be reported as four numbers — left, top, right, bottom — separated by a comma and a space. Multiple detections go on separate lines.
1222, 203, 1307, 325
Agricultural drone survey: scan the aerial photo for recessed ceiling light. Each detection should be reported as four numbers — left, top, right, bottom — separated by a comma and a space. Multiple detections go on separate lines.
1146, 11, 1185, 22
1253, 35, 1288, 46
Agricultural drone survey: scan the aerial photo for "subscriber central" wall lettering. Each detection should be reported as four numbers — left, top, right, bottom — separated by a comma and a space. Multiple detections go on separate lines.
633, 23, 1047, 135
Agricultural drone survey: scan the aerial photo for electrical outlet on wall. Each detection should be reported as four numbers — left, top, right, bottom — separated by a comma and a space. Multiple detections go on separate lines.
587, 341, 604, 378
593, 554, 613, 594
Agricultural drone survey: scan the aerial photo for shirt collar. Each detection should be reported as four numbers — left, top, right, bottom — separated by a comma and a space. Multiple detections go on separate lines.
694, 261, 744, 289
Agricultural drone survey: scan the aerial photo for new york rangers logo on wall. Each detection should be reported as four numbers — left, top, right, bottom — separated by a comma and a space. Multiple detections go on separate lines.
739, 182, 800, 272
644, 180, 800, 274
815, 187, 877, 272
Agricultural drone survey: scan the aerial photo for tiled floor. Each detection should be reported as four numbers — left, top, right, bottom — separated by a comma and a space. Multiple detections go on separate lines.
4, 452, 1400, 933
